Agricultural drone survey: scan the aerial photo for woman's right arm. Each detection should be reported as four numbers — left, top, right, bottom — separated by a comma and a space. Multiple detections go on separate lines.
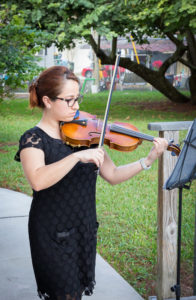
20, 147, 104, 191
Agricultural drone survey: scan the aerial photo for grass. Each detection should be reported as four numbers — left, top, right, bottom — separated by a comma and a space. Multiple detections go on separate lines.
0, 89, 196, 298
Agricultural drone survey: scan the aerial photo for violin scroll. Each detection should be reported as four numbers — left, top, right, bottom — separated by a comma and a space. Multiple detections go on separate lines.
167, 141, 181, 156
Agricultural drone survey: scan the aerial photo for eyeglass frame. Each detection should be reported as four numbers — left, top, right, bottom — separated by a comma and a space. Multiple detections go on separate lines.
52, 94, 83, 107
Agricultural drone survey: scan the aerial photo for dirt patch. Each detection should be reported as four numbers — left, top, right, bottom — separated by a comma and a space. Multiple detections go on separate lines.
143, 262, 194, 299
0, 142, 18, 153
127, 100, 196, 113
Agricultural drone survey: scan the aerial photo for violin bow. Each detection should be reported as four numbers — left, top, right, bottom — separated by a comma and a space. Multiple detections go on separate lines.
98, 52, 121, 149
96, 52, 121, 174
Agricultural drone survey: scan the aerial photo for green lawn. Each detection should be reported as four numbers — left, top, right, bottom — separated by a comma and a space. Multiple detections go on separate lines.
0, 90, 196, 298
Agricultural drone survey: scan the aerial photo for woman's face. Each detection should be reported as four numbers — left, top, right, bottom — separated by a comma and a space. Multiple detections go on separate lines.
49, 79, 80, 122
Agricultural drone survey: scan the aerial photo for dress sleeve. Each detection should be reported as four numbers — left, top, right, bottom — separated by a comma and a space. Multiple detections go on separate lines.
14, 130, 44, 162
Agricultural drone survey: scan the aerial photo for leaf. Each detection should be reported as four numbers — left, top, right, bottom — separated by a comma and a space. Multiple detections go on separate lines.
58, 31, 66, 42
31, 9, 42, 22
48, 3, 61, 9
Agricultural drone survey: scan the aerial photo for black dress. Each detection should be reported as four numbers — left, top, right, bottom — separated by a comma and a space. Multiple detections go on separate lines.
15, 127, 99, 300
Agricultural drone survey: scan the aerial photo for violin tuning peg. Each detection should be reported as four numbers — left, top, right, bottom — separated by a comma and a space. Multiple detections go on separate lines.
168, 139, 174, 145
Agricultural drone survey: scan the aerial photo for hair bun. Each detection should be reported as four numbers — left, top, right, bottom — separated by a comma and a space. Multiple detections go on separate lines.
29, 80, 39, 108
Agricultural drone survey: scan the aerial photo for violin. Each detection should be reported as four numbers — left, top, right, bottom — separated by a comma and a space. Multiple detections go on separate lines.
60, 111, 181, 156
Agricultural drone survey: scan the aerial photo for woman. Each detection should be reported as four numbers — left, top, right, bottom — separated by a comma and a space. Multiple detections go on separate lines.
15, 66, 168, 300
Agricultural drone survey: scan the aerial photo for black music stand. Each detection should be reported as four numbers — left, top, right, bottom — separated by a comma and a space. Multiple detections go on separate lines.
164, 118, 196, 300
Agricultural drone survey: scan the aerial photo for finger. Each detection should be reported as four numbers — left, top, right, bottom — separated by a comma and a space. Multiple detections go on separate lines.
90, 157, 99, 168
96, 151, 104, 164
95, 153, 104, 167
97, 153, 104, 166
97, 148, 105, 157
163, 138, 169, 149
153, 140, 159, 150
154, 137, 168, 149
99, 155, 104, 166
154, 141, 165, 156
98, 150, 104, 160
151, 142, 161, 157
154, 138, 166, 148
153, 138, 163, 147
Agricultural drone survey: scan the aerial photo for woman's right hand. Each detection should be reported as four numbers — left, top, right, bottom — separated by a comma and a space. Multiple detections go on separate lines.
73, 148, 104, 168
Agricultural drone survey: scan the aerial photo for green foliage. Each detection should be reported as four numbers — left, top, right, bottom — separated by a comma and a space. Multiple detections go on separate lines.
7, 0, 195, 47
127, 0, 196, 42
1, 0, 196, 103
0, 4, 51, 101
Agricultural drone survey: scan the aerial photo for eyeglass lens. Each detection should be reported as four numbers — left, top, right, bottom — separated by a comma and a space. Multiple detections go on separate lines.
55, 95, 83, 107
67, 95, 83, 107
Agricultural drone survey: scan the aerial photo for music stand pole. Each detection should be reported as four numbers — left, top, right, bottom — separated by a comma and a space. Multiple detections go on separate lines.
171, 187, 183, 300
193, 193, 196, 294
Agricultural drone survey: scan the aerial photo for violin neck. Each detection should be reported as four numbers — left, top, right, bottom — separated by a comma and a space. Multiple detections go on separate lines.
110, 124, 155, 142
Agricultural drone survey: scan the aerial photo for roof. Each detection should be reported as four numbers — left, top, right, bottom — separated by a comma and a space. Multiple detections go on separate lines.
100, 38, 176, 53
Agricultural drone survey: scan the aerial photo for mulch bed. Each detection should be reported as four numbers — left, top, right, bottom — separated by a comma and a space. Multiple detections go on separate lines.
127, 100, 196, 113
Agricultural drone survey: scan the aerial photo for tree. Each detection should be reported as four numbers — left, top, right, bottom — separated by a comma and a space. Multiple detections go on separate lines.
0, 4, 51, 101
6, 0, 196, 104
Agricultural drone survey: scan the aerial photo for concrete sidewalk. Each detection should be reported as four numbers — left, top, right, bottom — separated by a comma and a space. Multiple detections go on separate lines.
0, 188, 144, 300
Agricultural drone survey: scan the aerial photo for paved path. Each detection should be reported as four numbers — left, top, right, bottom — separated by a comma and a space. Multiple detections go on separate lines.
0, 188, 144, 300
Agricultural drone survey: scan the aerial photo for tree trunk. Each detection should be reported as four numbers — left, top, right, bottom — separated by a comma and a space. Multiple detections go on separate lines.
186, 31, 196, 105
123, 57, 190, 103
189, 71, 196, 104
100, 55, 190, 104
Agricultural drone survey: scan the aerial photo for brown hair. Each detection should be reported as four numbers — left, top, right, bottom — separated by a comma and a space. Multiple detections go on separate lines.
29, 66, 79, 108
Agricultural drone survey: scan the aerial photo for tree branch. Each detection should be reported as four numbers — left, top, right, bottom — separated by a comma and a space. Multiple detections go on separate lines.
98, 35, 101, 52
178, 57, 196, 70
87, 34, 115, 64
165, 32, 183, 47
159, 42, 187, 75
88, 34, 100, 55
111, 37, 117, 60
186, 29, 196, 65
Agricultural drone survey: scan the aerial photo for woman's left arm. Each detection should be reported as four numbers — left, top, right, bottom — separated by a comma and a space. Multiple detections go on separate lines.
99, 137, 168, 185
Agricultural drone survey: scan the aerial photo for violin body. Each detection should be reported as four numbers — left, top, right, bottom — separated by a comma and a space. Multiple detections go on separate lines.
60, 111, 180, 156
60, 111, 142, 152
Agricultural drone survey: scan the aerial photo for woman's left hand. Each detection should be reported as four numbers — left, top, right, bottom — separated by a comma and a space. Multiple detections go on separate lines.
145, 137, 168, 167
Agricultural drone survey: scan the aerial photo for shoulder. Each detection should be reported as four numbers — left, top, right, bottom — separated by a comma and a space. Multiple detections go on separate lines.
19, 126, 43, 145
15, 127, 45, 162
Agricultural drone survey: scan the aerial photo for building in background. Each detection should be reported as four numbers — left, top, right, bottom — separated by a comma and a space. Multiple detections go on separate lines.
35, 44, 56, 68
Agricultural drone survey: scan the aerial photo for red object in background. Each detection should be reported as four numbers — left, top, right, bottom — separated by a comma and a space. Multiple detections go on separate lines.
81, 67, 93, 78
104, 65, 125, 79
152, 60, 163, 69
81, 65, 125, 78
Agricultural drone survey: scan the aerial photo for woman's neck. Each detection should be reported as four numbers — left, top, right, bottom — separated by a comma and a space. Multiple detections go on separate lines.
37, 113, 61, 139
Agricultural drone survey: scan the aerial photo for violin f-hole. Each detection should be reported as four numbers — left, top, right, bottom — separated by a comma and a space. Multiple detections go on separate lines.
88, 131, 101, 137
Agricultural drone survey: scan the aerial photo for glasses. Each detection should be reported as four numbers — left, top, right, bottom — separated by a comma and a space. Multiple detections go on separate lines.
55, 95, 83, 107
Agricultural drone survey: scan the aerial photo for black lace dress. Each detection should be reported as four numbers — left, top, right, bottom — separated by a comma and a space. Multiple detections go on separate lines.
15, 127, 99, 300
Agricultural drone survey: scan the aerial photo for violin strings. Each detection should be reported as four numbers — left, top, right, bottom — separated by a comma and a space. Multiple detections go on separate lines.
110, 124, 155, 142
